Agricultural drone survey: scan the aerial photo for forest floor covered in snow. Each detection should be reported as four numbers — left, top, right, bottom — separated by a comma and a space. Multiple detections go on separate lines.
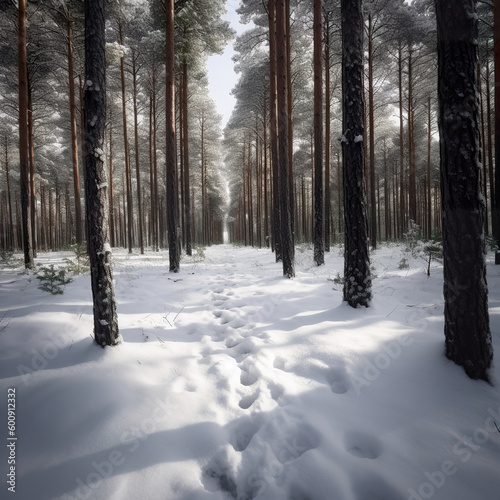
0, 243, 499, 500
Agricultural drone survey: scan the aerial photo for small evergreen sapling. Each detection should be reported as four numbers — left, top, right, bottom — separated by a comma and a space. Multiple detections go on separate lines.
64, 243, 90, 274
36, 265, 73, 295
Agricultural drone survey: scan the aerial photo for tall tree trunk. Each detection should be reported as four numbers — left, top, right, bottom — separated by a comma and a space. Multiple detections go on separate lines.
398, 42, 405, 238
276, 0, 294, 277
182, 59, 192, 256
108, 107, 115, 248
18, 0, 33, 268
408, 48, 417, 225
132, 52, 144, 254
286, 0, 294, 253
119, 22, 133, 254
313, 0, 324, 265
166, 0, 179, 271
367, 13, 377, 248
426, 97, 432, 240
4, 138, 14, 248
478, 62, 489, 236
27, 80, 37, 257
268, 0, 282, 261
435, 0, 492, 381
341, 0, 371, 307
152, 67, 159, 251
67, 11, 83, 245
324, 15, 331, 253
485, 58, 495, 236
84, 0, 119, 346
493, 1, 500, 245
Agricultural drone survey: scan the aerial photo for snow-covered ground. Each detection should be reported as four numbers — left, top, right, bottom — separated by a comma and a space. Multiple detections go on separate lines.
1, 243, 499, 500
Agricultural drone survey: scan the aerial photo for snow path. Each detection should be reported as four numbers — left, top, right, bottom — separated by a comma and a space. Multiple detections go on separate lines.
0, 244, 499, 500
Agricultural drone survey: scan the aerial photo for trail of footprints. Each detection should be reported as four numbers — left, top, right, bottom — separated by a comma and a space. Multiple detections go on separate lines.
198, 274, 383, 499
200, 273, 281, 413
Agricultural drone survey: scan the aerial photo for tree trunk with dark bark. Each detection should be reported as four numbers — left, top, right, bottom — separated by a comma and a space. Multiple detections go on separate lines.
18, 0, 33, 268
493, 2, 500, 245
166, 0, 179, 271
276, 0, 294, 278
268, 0, 282, 261
313, 0, 324, 265
435, 0, 493, 381
341, 0, 371, 307
182, 59, 192, 256
84, 0, 119, 346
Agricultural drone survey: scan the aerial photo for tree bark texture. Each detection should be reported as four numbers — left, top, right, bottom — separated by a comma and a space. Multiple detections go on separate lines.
435, 0, 492, 381
84, 0, 119, 346
341, 0, 372, 307
276, 0, 294, 278
18, 0, 33, 268
166, 0, 180, 271
313, 0, 324, 265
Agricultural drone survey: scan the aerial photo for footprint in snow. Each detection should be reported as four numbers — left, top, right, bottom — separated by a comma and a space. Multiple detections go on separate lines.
344, 430, 382, 459
239, 391, 259, 410
325, 367, 350, 394
227, 414, 263, 452
239, 365, 260, 386
229, 317, 246, 329
212, 293, 229, 303
273, 356, 287, 371
273, 421, 321, 464
220, 311, 238, 325
225, 335, 241, 348
202, 450, 238, 498
268, 382, 285, 402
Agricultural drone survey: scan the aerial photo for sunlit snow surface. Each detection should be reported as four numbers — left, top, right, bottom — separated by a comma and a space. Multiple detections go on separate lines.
0, 244, 499, 500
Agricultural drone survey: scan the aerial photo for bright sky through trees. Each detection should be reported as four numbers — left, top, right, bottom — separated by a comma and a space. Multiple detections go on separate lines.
206, 0, 246, 127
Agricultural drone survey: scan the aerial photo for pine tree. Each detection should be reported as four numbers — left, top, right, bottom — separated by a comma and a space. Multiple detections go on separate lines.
84, 0, 119, 346
341, 0, 372, 307
313, 0, 324, 266
18, 0, 34, 269
165, 0, 179, 272
435, 0, 493, 381
276, 0, 294, 278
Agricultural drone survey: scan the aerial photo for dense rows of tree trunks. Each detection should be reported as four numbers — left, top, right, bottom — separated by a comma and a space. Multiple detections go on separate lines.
366, 13, 377, 249
181, 58, 192, 257
132, 50, 144, 255
493, 0, 500, 245
118, 22, 134, 254
435, 0, 492, 381
324, 8, 332, 254
66, 8, 83, 245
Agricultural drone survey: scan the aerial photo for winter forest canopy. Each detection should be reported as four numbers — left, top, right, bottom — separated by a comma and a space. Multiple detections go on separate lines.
0, 0, 494, 256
